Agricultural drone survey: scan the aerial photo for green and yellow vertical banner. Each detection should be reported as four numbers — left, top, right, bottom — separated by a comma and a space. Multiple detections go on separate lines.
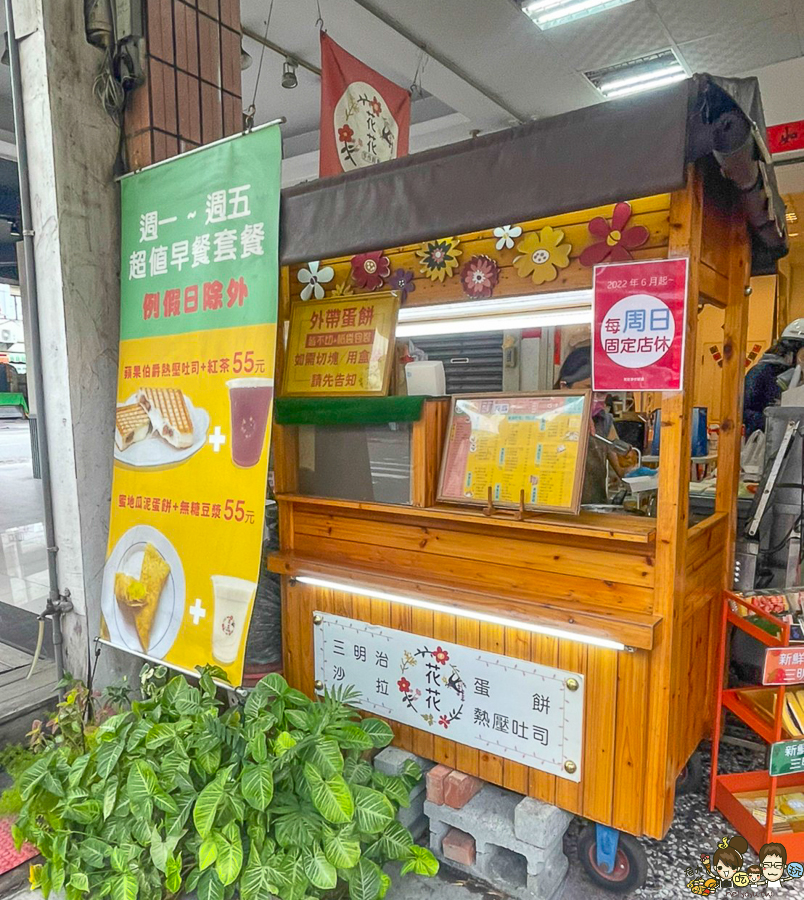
101, 125, 281, 686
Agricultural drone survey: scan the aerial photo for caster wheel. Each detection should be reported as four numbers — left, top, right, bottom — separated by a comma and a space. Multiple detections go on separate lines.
676, 750, 704, 795
577, 825, 649, 893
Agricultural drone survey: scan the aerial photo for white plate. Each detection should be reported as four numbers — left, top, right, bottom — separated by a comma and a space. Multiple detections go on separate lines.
114, 392, 210, 468
101, 525, 185, 658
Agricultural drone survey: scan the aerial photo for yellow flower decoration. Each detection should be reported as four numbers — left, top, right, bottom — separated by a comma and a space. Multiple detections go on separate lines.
331, 279, 354, 297
417, 237, 462, 282
514, 226, 572, 285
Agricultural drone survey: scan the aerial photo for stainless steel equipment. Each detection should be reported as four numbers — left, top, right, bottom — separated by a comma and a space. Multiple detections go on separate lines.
745, 406, 804, 589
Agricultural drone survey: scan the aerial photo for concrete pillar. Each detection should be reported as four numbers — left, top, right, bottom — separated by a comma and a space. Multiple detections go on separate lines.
13, 0, 126, 682
11, 0, 243, 687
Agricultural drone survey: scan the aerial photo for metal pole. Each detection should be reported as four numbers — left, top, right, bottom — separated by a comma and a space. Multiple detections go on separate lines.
116, 117, 287, 181
4, 0, 71, 679
95, 638, 248, 696
242, 26, 321, 77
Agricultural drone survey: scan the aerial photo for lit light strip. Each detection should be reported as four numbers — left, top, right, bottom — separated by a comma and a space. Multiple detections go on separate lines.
525, 0, 572, 12
599, 63, 684, 94
524, 0, 636, 29
295, 576, 630, 651
536, 0, 621, 24
395, 308, 592, 338
398, 290, 592, 323
603, 71, 687, 99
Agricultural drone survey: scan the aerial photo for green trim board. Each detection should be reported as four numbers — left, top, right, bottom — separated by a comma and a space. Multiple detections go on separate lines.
275, 395, 426, 426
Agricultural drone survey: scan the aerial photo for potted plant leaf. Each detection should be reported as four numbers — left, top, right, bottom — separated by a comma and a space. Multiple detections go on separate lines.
3, 666, 438, 900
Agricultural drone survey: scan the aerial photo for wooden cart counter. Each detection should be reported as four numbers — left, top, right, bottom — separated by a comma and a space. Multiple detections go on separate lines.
269, 551, 663, 650
275, 493, 658, 543
271, 488, 728, 841
273, 171, 751, 843
274, 493, 659, 630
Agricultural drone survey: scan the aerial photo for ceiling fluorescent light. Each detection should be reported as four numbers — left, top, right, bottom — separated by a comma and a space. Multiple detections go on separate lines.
523, 0, 636, 30
604, 72, 687, 99
296, 575, 628, 651
599, 64, 684, 95
586, 49, 687, 100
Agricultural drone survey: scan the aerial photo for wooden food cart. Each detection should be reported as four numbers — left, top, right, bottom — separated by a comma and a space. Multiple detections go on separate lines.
269, 75, 788, 888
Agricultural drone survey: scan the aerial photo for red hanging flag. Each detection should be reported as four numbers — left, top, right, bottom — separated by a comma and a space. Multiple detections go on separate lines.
319, 32, 411, 178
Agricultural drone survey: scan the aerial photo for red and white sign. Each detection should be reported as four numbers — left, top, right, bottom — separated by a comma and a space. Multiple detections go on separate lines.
319, 33, 410, 179
763, 647, 804, 686
767, 120, 804, 156
592, 258, 689, 392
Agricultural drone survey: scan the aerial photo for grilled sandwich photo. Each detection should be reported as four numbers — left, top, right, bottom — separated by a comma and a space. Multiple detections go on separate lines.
136, 387, 195, 449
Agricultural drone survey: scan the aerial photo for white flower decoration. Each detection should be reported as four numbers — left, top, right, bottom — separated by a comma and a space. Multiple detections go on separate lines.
494, 224, 523, 251
298, 260, 334, 300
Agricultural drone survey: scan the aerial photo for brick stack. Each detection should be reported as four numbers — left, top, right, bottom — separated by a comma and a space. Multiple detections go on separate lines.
372, 747, 434, 840
372, 748, 572, 900
126, 0, 243, 169
425, 763, 572, 900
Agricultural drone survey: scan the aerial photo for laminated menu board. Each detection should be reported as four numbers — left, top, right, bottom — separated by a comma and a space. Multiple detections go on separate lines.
437, 392, 591, 514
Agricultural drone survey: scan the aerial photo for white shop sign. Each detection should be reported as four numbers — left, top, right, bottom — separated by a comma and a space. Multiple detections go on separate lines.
313, 612, 585, 782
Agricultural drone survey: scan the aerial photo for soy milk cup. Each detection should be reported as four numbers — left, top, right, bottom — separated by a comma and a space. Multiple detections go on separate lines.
210, 575, 256, 664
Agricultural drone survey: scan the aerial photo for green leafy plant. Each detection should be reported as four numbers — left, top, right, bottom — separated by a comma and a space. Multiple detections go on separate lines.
4, 667, 438, 900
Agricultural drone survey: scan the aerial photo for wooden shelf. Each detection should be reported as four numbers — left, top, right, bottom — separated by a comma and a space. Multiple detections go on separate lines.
268, 551, 662, 650
274, 493, 657, 545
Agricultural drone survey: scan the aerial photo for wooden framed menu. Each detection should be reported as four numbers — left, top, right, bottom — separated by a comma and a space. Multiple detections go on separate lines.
437, 391, 592, 515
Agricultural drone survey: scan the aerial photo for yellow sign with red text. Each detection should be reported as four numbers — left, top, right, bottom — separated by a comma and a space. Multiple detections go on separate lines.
102, 325, 275, 684
283, 292, 398, 396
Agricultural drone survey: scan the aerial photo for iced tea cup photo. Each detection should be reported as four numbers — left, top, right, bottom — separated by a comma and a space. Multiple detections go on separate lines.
210, 575, 257, 665
226, 377, 274, 468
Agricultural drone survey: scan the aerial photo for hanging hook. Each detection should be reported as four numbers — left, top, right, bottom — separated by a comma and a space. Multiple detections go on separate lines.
244, 104, 256, 132
315, 0, 325, 31
410, 48, 429, 98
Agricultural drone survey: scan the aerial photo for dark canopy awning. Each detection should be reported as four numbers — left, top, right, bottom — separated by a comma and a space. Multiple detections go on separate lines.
280, 74, 788, 276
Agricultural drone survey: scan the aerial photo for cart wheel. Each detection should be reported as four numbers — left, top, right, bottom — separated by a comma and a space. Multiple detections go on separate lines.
577, 825, 648, 893
676, 750, 704, 795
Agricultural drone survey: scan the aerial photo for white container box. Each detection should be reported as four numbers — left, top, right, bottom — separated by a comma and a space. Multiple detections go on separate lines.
405, 360, 446, 396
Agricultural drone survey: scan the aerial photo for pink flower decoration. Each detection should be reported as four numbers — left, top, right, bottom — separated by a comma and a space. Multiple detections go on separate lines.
460, 255, 500, 298
579, 202, 650, 267
432, 646, 450, 665
438, 715, 450, 729
351, 250, 390, 291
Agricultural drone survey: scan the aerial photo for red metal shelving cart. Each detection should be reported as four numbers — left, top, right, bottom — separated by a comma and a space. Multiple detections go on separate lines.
710, 589, 804, 854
